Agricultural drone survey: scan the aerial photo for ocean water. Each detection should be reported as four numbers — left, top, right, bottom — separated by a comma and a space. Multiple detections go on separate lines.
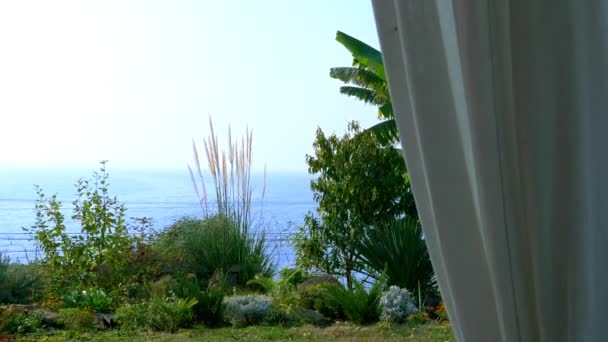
0, 167, 316, 269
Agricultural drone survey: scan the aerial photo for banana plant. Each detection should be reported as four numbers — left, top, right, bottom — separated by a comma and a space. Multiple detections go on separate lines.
330, 31, 398, 145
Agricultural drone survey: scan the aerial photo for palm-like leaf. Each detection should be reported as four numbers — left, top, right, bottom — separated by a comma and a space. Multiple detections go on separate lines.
378, 102, 394, 120
329, 67, 387, 94
366, 119, 399, 145
356, 217, 437, 298
339, 86, 388, 106
333, 31, 402, 145
336, 31, 385, 80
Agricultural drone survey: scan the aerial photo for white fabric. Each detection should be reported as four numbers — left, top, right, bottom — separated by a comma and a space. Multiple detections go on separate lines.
372, 1, 608, 341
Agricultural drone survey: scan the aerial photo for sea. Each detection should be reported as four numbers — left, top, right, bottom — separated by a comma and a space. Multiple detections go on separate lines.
0, 167, 316, 270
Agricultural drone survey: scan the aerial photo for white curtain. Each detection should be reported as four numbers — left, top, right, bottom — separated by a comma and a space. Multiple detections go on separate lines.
372, 1, 608, 341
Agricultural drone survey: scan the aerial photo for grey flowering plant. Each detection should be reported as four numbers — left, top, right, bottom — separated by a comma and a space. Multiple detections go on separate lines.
223, 295, 272, 327
380, 286, 416, 323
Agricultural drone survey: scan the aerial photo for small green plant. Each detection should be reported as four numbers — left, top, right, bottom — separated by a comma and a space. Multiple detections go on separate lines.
247, 270, 307, 324
148, 297, 198, 333
278, 267, 311, 287
323, 280, 383, 325
115, 303, 150, 331
223, 295, 272, 327
57, 308, 97, 331
194, 286, 225, 327
0, 310, 45, 334
298, 284, 343, 320
62, 287, 114, 313
0, 254, 42, 304
407, 310, 430, 325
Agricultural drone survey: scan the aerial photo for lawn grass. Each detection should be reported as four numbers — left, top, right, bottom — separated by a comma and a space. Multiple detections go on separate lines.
16, 322, 455, 341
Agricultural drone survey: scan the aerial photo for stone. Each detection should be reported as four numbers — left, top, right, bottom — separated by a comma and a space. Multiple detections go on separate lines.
297, 274, 342, 290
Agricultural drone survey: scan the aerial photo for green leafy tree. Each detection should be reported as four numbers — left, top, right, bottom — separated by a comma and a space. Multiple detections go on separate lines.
330, 31, 397, 145
294, 122, 416, 289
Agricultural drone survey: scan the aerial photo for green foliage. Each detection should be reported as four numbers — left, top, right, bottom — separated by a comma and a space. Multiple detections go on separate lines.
278, 268, 311, 287
114, 303, 149, 331
322, 280, 383, 325
331, 31, 398, 145
115, 295, 198, 333
295, 122, 415, 289
247, 273, 302, 324
57, 308, 97, 331
154, 272, 225, 327
23, 162, 144, 293
407, 310, 431, 325
298, 284, 343, 320
155, 216, 274, 288
119, 241, 167, 301
193, 286, 225, 327
0, 310, 45, 334
357, 217, 437, 299
62, 288, 114, 313
0, 255, 43, 304
148, 297, 198, 333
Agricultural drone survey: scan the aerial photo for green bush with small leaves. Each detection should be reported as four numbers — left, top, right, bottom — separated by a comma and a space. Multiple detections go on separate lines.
23, 162, 148, 294
298, 284, 343, 320
0, 310, 45, 334
57, 308, 97, 331
115, 303, 150, 331
0, 255, 43, 304
62, 287, 114, 313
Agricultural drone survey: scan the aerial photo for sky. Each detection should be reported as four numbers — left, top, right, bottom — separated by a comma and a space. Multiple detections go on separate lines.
0, 1, 381, 173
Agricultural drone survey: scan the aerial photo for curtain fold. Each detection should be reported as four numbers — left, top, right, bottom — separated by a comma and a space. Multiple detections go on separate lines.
372, 1, 608, 341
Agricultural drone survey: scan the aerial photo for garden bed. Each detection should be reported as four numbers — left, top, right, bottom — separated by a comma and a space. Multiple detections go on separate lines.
14, 322, 455, 341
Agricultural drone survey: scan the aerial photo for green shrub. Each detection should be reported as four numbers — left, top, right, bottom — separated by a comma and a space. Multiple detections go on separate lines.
193, 286, 225, 327
115, 303, 149, 331
23, 162, 147, 293
0, 255, 43, 304
148, 297, 198, 333
141, 273, 225, 328
247, 272, 304, 324
155, 216, 274, 287
278, 268, 311, 287
357, 217, 437, 300
62, 287, 114, 313
323, 280, 383, 325
407, 310, 430, 325
57, 308, 97, 331
120, 241, 167, 301
298, 284, 343, 320
116, 296, 202, 333
0, 310, 45, 334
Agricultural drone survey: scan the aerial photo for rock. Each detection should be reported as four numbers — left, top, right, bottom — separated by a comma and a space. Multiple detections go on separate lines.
95, 312, 116, 329
294, 307, 329, 326
0, 304, 42, 314
39, 309, 60, 327
297, 274, 342, 290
